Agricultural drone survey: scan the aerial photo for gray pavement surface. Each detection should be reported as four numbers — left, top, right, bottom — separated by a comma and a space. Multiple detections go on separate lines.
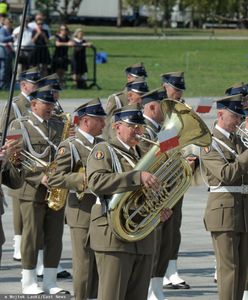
0, 98, 218, 299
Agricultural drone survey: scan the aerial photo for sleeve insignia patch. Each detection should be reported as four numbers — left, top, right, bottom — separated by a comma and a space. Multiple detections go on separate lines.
58, 147, 65, 156
95, 151, 104, 160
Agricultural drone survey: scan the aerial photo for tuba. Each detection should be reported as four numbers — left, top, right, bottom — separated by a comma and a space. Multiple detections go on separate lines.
236, 121, 248, 148
107, 99, 212, 242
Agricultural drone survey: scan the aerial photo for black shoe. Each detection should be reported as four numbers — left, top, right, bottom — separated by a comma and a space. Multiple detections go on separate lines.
13, 257, 21, 262
163, 283, 175, 289
172, 282, 190, 289
57, 270, 72, 279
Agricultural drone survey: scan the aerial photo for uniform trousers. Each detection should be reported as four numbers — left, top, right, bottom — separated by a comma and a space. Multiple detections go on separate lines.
70, 227, 98, 300
212, 231, 248, 300
12, 196, 23, 235
20, 200, 65, 269
95, 251, 153, 300
152, 198, 183, 276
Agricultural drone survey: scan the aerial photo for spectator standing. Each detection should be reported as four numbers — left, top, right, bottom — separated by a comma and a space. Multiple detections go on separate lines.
52, 24, 74, 87
0, 17, 13, 88
28, 12, 51, 39
13, 17, 34, 77
71, 28, 92, 89
31, 17, 50, 77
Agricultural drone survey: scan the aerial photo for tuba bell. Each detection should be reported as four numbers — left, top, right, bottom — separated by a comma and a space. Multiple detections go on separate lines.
107, 99, 212, 242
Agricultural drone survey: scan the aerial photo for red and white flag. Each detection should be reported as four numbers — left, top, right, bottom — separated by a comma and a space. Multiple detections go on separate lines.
196, 98, 213, 114
157, 127, 179, 152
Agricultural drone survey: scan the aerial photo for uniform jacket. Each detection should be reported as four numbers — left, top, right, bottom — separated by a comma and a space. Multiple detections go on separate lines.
0, 161, 25, 246
48, 130, 102, 228
0, 93, 30, 133
201, 127, 248, 232
102, 90, 128, 142
10, 112, 63, 202
87, 137, 155, 254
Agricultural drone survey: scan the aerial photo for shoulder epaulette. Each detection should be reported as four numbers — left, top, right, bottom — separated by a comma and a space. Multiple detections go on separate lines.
19, 116, 29, 122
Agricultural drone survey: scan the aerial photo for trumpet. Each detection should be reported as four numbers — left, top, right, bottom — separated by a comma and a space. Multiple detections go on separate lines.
11, 150, 48, 172
236, 121, 248, 148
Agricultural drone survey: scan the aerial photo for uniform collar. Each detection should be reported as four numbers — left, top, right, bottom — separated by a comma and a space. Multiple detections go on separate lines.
78, 128, 94, 144
215, 124, 231, 139
32, 112, 46, 124
144, 115, 161, 130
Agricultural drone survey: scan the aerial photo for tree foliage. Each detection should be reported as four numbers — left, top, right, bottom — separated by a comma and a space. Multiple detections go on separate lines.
35, 0, 84, 23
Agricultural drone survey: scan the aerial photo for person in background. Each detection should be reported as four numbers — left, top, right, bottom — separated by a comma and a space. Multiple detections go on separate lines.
31, 17, 50, 77
13, 16, 34, 77
160, 71, 191, 291
71, 28, 92, 89
28, 12, 51, 39
0, 17, 13, 88
52, 24, 74, 87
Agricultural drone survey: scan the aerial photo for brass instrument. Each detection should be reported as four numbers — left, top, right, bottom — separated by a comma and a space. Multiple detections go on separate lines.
46, 113, 72, 211
15, 150, 49, 172
236, 121, 248, 148
107, 99, 212, 242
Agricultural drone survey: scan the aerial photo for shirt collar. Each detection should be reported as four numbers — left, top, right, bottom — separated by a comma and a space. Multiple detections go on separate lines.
32, 112, 45, 124
215, 124, 231, 139
144, 115, 160, 129
21, 91, 30, 100
78, 128, 94, 144
117, 136, 132, 151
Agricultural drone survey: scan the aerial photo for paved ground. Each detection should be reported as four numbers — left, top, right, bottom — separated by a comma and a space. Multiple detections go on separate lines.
0, 98, 219, 299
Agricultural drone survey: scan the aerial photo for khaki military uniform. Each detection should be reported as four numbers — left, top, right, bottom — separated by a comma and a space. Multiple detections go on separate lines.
0, 162, 24, 258
0, 93, 31, 237
10, 112, 64, 269
48, 129, 100, 300
87, 138, 155, 300
201, 127, 248, 300
102, 90, 128, 142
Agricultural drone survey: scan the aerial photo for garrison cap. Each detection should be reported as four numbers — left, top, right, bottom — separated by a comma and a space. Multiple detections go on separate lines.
37, 73, 62, 90
126, 80, 149, 94
216, 94, 245, 116
141, 88, 167, 105
19, 67, 41, 83
225, 82, 248, 96
161, 71, 186, 91
29, 86, 56, 104
114, 103, 145, 125
74, 98, 106, 118
125, 63, 147, 78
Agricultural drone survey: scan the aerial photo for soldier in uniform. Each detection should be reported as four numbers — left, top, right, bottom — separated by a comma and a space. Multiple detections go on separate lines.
87, 104, 172, 300
0, 139, 24, 266
201, 94, 248, 300
103, 79, 149, 142
160, 71, 191, 290
0, 66, 40, 262
10, 86, 68, 294
102, 62, 147, 141
48, 98, 106, 300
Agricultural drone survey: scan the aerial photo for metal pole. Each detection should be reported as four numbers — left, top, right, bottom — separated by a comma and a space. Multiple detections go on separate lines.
0, 0, 29, 147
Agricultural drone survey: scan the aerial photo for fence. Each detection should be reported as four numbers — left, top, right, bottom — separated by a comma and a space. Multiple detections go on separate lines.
0, 43, 101, 90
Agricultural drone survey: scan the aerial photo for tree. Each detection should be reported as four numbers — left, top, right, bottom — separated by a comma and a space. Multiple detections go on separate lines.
35, 0, 84, 23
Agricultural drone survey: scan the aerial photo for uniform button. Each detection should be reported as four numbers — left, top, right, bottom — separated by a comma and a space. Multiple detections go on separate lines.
220, 204, 223, 207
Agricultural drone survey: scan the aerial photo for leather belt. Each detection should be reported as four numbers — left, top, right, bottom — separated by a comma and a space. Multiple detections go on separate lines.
209, 185, 248, 194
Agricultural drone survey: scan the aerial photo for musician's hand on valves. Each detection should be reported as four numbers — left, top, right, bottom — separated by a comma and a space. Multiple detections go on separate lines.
41, 175, 48, 188
2, 139, 22, 166
160, 207, 173, 223
141, 171, 160, 190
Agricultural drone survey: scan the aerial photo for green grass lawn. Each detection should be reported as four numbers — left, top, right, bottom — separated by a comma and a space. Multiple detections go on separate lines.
1, 38, 248, 100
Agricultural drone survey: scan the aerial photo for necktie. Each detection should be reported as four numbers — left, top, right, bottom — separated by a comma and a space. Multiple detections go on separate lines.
229, 133, 234, 142
130, 147, 139, 160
